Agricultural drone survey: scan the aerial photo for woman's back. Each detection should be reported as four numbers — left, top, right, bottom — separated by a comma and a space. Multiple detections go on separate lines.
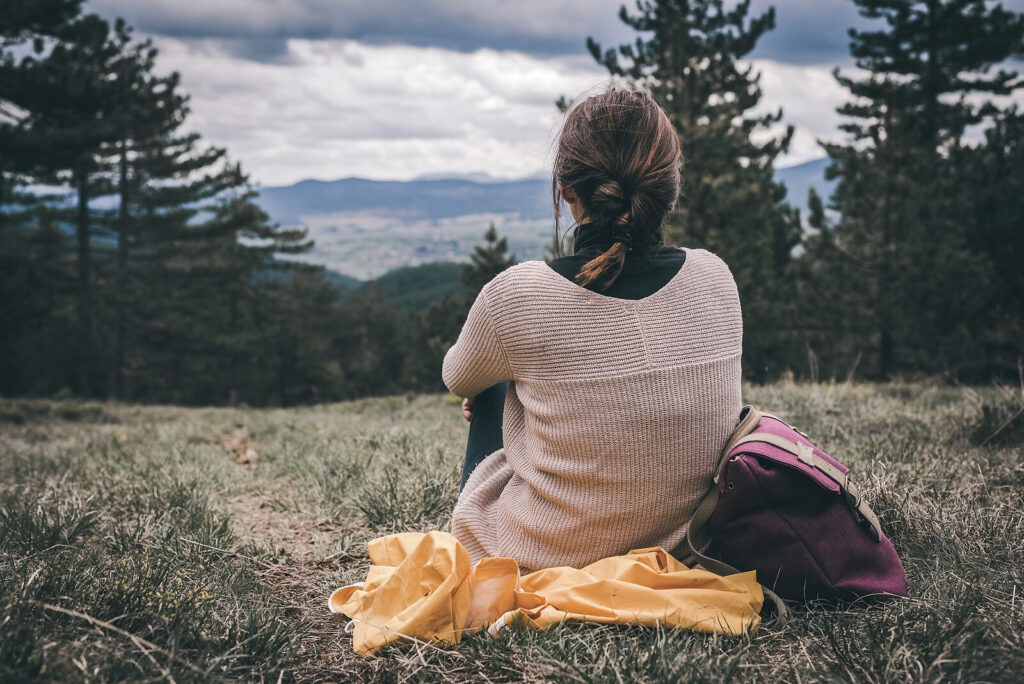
445, 247, 742, 571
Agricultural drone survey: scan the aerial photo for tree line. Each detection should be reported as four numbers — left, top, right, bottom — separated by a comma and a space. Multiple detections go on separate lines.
584, 0, 1024, 382
1, 0, 1022, 407
0, 0, 474, 405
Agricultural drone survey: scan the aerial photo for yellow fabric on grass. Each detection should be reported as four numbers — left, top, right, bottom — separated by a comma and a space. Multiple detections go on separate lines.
328, 531, 762, 657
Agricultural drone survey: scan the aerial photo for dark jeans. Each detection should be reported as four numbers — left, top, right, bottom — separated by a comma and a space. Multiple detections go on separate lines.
460, 380, 508, 492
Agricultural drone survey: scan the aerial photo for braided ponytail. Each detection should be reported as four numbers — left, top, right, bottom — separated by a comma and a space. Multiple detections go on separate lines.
552, 87, 681, 290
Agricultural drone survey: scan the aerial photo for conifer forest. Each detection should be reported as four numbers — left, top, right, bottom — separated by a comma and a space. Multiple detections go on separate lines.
2, 0, 1023, 405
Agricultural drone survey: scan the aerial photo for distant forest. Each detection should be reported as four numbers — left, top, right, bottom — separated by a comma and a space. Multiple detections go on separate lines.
2, 0, 1023, 406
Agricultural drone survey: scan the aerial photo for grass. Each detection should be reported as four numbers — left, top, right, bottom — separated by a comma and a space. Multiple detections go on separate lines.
0, 382, 1021, 682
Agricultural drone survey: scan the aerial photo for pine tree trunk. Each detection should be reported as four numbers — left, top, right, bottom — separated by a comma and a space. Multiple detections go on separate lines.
228, 289, 239, 406
878, 110, 895, 380
923, 0, 939, 147
278, 348, 288, 408
879, 324, 893, 380
114, 144, 129, 400
75, 167, 93, 397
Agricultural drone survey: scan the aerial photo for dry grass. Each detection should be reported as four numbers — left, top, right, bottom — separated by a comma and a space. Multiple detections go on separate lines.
1, 382, 1021, 682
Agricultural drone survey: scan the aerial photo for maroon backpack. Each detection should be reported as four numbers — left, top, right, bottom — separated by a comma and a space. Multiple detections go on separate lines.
685, 406, 908, 611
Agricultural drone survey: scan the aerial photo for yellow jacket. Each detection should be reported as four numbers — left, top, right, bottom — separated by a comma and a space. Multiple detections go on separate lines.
329, 531, 763, 657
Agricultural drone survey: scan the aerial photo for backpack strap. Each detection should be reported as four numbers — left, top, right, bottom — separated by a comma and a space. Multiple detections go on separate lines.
684, 406, 789, 623
686, 405, 762, 568
730, 432, 883, 541
713, 405, 765, 482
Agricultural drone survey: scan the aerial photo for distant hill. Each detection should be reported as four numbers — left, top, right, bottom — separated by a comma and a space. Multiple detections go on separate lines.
256, 176, 553, 279
321, 269, 362, 299
257, 158, 835, 279
360, 262, 464, 310
776, 157, 835, 213
325, 262, 465, 311
257, 176, 552, 226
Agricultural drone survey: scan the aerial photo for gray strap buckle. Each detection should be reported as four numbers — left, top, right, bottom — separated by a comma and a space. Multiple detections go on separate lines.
842, 477, 882, 541
844, 477, 862, 508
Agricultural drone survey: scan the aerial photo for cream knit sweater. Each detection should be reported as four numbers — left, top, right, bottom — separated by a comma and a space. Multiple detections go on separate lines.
443, 248, 742, 571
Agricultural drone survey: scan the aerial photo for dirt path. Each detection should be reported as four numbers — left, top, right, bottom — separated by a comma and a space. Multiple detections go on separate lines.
225, 494, 371, 679
228, 494, 346, 559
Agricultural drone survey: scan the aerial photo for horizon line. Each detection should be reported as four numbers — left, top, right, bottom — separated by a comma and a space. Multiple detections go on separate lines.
257, 155, 831, 188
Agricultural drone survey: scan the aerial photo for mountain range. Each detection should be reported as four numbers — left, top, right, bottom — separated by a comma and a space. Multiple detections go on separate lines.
256, 157, 835, 280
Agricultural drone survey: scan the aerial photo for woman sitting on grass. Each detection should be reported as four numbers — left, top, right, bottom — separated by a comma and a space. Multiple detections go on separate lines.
443, 87, 742, 572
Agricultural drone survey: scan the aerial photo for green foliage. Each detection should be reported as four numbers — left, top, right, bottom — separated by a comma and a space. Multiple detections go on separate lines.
321, 269, 362, 299
0, 0, 478, 406
799, 0, 1024, 380
364, 262, 464, 310
460, 222, 516, 303
4, 0, 1024, 409
403, 294, 468, 393
0, 11, 141, 395
954, 105, 1024, 375
0, 3, 348, 407
0, 0, 82, 45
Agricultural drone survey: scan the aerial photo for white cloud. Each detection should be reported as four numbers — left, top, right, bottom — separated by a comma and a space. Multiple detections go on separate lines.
743, 59, 855, 167
747, 58, 1024, 167
148, 37, 1024, 185
153, 37, 608, 185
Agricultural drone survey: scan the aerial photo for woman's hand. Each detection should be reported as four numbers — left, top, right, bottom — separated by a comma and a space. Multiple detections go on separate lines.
462, 396, 474, 422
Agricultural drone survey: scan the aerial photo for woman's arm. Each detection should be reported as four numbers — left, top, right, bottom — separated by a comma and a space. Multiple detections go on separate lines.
442, 282, 512, 398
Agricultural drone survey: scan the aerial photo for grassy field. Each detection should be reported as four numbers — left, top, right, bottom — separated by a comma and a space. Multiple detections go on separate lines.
1, 382, 1022, 682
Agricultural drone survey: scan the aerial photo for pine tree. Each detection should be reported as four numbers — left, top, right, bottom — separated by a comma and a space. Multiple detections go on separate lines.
403, 294, 467, 393
100, 22, 255, 399
103, 23, 176, 399
460, 222, 516, 303
955, 104, 1024, 375
0, 3, 85, 394
0, 0, 82, 47
806, 0, 1024, 378
257, 266, 344, 406
587, 0, 804, 380
0, 207, 77, 395
335, 284, 406, 399
136, 190, 313, 404
0, 12, 131, 395
1, 3, 334, 405
0, 0, 84, 205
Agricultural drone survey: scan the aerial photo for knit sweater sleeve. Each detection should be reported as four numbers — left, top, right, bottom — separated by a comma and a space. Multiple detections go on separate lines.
442, 281, 512, 397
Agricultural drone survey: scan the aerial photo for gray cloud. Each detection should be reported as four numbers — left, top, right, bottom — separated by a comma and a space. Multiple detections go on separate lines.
748, 0, 867, 65
149, 38, 613, 184
82, 0, 964, 66
218, 37, 298, 65
88, 0, 634, 58
79, 1, 1024, 186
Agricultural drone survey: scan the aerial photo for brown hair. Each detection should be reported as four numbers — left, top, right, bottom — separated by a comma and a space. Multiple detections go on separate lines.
551, 87, 681, 290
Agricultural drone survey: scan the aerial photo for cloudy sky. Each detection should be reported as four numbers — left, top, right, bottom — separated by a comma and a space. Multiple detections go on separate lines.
87, 0, 1024, 186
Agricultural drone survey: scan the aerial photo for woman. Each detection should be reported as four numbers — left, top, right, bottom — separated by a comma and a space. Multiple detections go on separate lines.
442, 88, 742, 572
